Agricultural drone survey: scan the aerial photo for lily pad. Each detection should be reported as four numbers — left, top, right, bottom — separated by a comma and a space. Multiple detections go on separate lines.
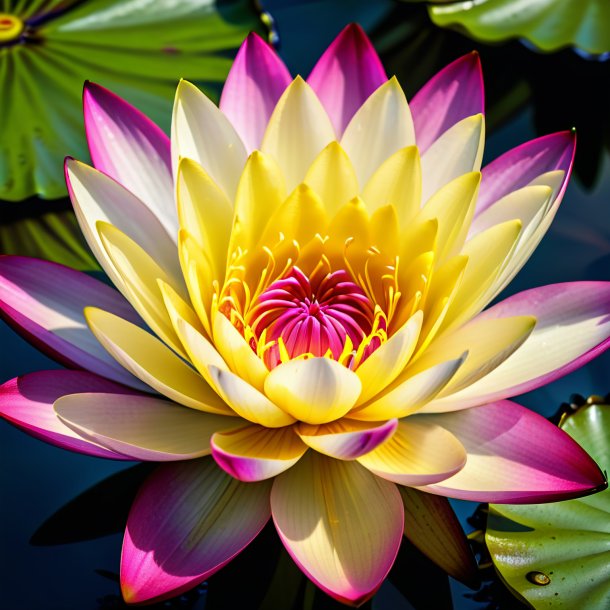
428, 0, 610, 57
486, 403, 610, 609
0, 0, 266, 201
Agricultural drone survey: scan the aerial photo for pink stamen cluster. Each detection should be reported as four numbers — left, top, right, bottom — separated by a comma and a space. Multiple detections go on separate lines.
249, 266, 375, 368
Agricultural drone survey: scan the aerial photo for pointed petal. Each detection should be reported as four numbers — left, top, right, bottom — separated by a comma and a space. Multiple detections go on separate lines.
477, 131, 575, 215
264, 357, 361, 424
351, 356, 465, 421
357, 419, 466, 486
362, 145, 421, 225
415, 400, 606, 503
341, 77, 416, 186
433, 282, 610, 410
85, 307, 232, 415
410, 52, 484, 154
219, 32, 292, 152
208, 365, 295, 428
176, 157, 233, 282
212, 425, 307, 482
261, 77, 335, 191
0, 370, 133, 459
83, 83, 175, 236
399, 487, 479, 588
304, 141, 359, 216
172, 80, 247, 200
307, 23, 387, 137
356, 311, 422, 405
55, 393, 239, 461
0, 256, 145, 389
421, 114, 485, 204
65, 160, 180, 297
271, 453, 403, 606
297, 418, 397, 460
121, 459, 271, 604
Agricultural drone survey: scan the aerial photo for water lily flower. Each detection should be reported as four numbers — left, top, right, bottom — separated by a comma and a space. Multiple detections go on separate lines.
1, 24, 609, 607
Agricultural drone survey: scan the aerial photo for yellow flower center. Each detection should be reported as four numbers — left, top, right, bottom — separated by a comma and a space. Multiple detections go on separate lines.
0, 14, 24, 43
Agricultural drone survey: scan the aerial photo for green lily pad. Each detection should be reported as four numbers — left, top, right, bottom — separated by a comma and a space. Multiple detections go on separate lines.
486, 403, 610, 609
428, 0, 610, 57
0, 0, 265, 201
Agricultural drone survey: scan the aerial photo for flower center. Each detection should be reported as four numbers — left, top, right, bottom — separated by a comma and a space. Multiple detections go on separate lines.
0, 14, 24, 43
248, 266, 376, 368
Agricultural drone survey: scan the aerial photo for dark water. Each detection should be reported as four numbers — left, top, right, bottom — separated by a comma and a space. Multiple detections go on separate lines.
1, 1, 609, 609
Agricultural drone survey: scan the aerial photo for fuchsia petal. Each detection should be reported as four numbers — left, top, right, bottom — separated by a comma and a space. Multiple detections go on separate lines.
410, 52, 484, 154
219, 33, 292, 152
415, 400, 606, 503
307, 23, 387, 137
0, 370, 135, 459
121, 459, 271, 604
83, 83, 177, 237
0, 256, 146, 389
431, 282, 610, 411
476, 131, 575, 215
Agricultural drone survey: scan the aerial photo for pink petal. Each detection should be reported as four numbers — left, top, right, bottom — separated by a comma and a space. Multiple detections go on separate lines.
0, 256, 146, 389
476, 130, 576, 215
307, 23, 387, 137
432, 282, 610, 411
121, 458, 271, 604
410, 52, 484, 154
415, 400, 606, 503
83, 82, 176, 237
219, 33, 292, 152
0, 370, 135, 459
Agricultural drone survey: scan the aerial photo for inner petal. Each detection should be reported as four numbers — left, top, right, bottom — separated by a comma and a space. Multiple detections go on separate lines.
247, 266, 375, 368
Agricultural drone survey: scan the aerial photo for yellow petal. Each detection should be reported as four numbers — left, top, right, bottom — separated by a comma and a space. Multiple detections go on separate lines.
421, 114, 484, 203
341, 77, 416, 185
357, 418, 466, 485
304, 141, 359, 215
264, 357, 362, 424
356, 311, 422, 405
212, 425, 307, 481
85, 307, 233, 415
362, 145, 421, 225
209, 365, 296, 428
261, 76, 335, 191
212, 312, 268, 391
370, 205, 400, 257
97, 221, 187, 358
172, 80, 246, 200
158, 279, 204, 336
176, 157, 233, 281
228, 150, 286, 257
297, 418, 397, 460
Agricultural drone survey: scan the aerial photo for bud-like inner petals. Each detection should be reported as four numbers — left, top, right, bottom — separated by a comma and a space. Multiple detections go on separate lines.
249, 266, 375, 368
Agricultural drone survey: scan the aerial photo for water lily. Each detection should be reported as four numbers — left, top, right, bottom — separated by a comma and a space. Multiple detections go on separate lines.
1, 24, 609, 606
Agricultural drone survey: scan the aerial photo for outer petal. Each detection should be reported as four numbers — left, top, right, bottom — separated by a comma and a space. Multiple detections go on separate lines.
416, 400, 606, 503
357, 419, 467, 486
121, 458, 272, 604
271, 452, 404, 606
431, 282, 610, 411
211, 425, 307, 482
341, 77, 416, 186
54, 393, 240, 462
410, 52, 484, 154
264, 357, 362, 425
0, 370, 133, 459
85, 307, 233, 415
307, 23, 387, 137
83, 83, 175, 237
261, 77, 335, 191
476, 131, 575, 215
172, 80, 247, 201
219, 32, 292, 152
0, 256, 145, 390
296, 418, 398, 460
